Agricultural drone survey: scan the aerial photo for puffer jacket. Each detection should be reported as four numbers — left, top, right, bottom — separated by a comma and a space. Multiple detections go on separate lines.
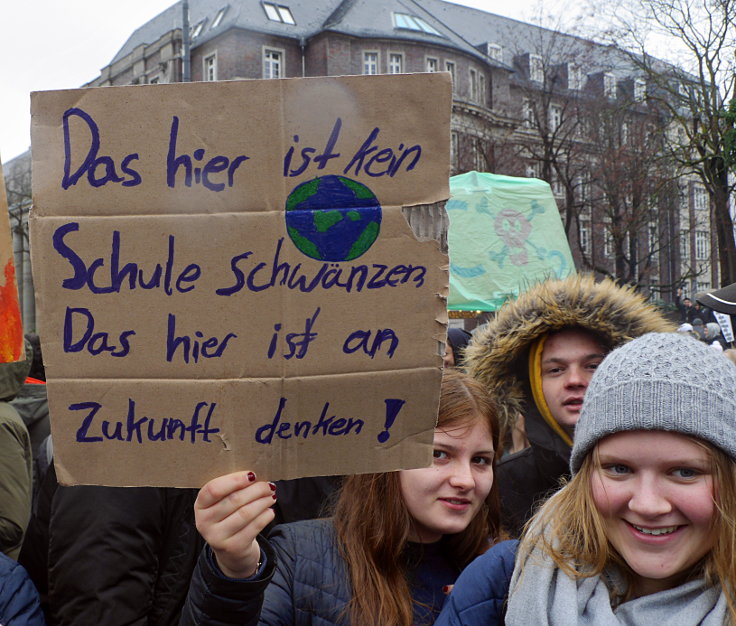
435, 540, 518, 626
0, 551, 46, 625
465, 275, 674, 535
182, 518, 462, 625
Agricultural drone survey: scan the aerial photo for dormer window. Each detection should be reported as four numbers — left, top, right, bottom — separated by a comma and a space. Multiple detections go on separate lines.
568, 63, 583, 90
263, 2, 295, 25
393, 12, 442, 36
604, 73, 617, 99
634, 78, 646, 102
486, 43, 502, 62
529, 54, 543, 83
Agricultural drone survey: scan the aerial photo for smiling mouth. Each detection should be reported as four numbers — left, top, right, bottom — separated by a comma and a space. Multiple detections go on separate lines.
631, 524, 679, 536
440, 498, 470, 505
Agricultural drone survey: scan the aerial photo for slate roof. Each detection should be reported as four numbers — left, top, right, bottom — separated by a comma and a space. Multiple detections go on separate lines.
107, 0, 637, 77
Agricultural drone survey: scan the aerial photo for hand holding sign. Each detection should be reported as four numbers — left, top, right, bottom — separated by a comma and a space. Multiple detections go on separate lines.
194, 471, 274, 579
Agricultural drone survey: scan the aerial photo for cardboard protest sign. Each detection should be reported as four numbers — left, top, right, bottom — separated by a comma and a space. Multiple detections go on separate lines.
0, 156, 25, 363
447, 171, 575, 311
30, 73, 450, 487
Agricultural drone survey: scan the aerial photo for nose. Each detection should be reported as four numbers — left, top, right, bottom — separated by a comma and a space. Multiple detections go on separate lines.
564, 365, 588, 389
628, 476, 672, 517
448, 461, 475, 491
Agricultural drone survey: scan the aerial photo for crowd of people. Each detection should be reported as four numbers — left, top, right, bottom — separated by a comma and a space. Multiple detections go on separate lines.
1, 275, 735, 624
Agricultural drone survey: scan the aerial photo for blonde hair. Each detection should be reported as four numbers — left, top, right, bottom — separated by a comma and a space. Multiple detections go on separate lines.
518, 437, 736, 618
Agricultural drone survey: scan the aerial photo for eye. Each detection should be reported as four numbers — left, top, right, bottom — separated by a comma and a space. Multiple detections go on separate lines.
672, 467, 700, 479
472, 456, 492, 466
587, 360, 602, 371
433, 450, 449, 461
602, 463, 630, 475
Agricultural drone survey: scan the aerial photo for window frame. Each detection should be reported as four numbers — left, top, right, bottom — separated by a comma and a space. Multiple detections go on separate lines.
263, 46, 284, 79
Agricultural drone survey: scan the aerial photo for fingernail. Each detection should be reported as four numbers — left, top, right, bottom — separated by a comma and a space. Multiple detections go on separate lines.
442, 586, 450, 594
268, 482, 277, 491
247, 472, 256, 482
272, 494, 278, 500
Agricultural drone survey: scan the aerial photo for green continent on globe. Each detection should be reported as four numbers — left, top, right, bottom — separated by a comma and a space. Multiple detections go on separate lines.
284, 175, 382, 262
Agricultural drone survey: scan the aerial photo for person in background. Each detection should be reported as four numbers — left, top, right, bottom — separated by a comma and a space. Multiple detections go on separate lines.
464, 275, 673, 536
438, 332, 736, 625
0, 343, 33, 560
181, 370, 509, 625
443, 328, 473, 369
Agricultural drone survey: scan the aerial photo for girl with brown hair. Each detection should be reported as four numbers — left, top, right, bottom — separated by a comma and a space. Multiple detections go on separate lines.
181, 369, 507, 625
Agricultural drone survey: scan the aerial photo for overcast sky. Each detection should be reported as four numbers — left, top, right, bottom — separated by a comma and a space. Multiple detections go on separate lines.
0, 0, 582, 163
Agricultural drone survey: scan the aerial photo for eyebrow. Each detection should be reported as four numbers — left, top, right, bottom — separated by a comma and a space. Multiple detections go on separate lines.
542, 353, 606, 364
435, 442, 494, 456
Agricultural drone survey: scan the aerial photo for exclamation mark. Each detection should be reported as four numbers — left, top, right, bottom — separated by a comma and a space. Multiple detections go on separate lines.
377, 399, 406, 443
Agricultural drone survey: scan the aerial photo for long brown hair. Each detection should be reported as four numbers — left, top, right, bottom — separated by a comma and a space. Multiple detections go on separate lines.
519, 437, 736, 620
332, 369, 504, 625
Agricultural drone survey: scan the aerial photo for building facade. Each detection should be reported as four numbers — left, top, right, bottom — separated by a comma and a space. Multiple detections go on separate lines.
7, 0, 724, 328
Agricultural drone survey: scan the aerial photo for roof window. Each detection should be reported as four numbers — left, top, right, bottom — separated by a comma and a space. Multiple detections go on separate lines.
211, 7, 228, 29
190, 19, 207, 39
263, 2, 296, 24
393, 12, 442, 36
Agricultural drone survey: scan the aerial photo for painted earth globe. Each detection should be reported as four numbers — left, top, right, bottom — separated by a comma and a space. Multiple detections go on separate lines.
284, 175, 382, 262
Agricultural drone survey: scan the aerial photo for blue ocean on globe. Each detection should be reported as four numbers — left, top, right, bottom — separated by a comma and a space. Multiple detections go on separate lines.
285, 175, 382, 262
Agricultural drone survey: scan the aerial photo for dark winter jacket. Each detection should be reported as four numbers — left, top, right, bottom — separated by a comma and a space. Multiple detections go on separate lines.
47, 478, 202, 626
465, 275, 674, 535
181, 518, 462, 625
435, 540, 518, 626
0, 551, 46, 625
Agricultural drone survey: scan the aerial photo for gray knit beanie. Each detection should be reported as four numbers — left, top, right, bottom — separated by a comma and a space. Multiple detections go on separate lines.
571, 332, 736, 473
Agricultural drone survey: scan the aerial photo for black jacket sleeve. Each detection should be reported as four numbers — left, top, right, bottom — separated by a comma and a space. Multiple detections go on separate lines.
179, 536, 276, 626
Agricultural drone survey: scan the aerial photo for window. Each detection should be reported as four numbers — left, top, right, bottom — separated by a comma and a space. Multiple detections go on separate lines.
263, 3, 295, 24
621, 120, 629, 145
363, 52, 378, 75
579, 222, 591, 255
568, 63, 583, 90
478, 74, 486, 106
393, 12, 442, 36
604, 227, 614, 258
263, 48, 282, 79
389, 53, 403, 74
681, 234, 690, 261
474, 139, 485, 171
426, 57, 438, 72
693, 185, 709, 211
634, 78, 646, 102
648, 221, 658, 252
697, 280, 711, 294
191, 20, 206, 39
451, 131, 458, 168
526, 162, 539, 178
579, 172, 591, 203
486, 43, 502, 62
522, 99, 534, 128
211, 7, 228, 29
549, 104, 562, 132
604, 73, 617, 99
469, 68, 478, 102
203, 54, 217, 81
551, 174, 563, 197
695, 230, 709, 260
445, 61, 456, 85
529, 54, 544, 83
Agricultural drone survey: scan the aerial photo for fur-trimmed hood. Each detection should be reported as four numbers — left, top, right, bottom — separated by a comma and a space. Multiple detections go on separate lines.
465, 275, 675, 436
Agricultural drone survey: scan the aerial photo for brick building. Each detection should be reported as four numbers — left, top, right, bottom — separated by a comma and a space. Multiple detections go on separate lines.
6, 0, 722, 327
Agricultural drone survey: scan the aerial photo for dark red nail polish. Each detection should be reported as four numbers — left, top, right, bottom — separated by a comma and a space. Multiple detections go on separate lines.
272, 493, 278, 500
268, 482, 277, 491
247, 472, 256, 482
442, 586, 450, 594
